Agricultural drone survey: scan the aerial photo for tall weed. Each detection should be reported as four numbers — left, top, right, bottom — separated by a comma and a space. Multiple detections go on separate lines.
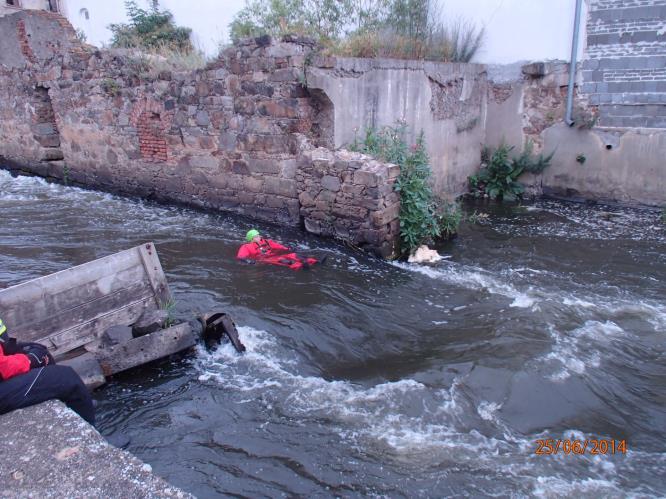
351, 124, 446, 255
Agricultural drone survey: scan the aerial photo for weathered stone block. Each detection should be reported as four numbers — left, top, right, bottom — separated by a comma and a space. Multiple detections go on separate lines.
333, 204, 368, 221
386, 164, 400, 179
353, 170, 378, 187
257, 99, 299, 118
241, 81, 274, 97
264, 177, 297, 197
244, 176, 264, 193
321, 175, 341, 192
299, 191, 315, 207
36, 134, 60, 147
304, 217, 322, 234
195, 110, 210, 126
190, 155, 218, 169
280, 159, 297, 179
32, 123, 56, 135
207, 174, 227, 189
371, 202, 400, 227
247, 158, 280, 174
315, 189, 337, 204
40, 148, 64, 161
218, 132, 237, 151
232, 160, 249, 175
234, 97, 256, 115
265, 195, 286, 209
269, 68, 300, 82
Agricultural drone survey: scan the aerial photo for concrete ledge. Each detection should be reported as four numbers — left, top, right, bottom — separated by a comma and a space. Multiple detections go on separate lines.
0, 400, 191, 498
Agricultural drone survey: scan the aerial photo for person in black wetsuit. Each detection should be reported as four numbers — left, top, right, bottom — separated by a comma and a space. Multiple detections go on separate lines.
0, 317, 95, 425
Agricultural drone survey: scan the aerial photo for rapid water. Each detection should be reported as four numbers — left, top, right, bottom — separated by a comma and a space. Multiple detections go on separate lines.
1, 170, 664, 498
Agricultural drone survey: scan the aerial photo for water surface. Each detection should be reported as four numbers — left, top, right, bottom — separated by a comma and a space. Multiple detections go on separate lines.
1, 170, 664, 497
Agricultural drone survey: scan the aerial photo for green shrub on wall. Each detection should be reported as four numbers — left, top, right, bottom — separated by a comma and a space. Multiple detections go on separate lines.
230, 0, 483, 63
351, 123, 451, 255
109, 0, 193, 52
468, 143, 554, 202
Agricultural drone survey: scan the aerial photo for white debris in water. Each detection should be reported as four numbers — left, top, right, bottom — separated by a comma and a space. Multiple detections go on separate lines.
408, 245, 445, 264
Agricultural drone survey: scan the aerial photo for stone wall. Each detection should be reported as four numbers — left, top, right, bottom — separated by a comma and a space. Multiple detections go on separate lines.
582, 0, 666, 128
297, 149, 401, 257
0, 10, 401, 256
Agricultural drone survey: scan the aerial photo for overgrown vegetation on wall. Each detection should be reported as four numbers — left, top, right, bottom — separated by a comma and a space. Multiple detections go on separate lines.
468, 143, 554, 202
351, 124, 461, 254
109, 1, 192, 51
230, 0, 483, 62
108, 1, 207, 72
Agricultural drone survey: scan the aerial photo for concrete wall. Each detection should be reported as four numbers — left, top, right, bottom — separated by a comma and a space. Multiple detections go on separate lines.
483, 0, 666, 207
541, 125, 666, 206
308, 57, 486, 198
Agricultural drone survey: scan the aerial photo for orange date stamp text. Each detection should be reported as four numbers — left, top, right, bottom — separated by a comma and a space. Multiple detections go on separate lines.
534, 439, 627, 456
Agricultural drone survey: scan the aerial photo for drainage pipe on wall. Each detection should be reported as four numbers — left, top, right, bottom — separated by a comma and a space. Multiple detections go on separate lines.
565, 0, 584, 126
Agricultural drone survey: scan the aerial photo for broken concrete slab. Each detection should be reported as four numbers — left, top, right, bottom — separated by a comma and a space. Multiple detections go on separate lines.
0, 400, 192, 498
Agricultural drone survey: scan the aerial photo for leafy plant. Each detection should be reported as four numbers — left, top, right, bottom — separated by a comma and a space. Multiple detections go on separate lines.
101, 78, 120, 96
75, 28, 87, 43
109, 0, 193, 52
351, 123, 443, 254
469, 143, 554, 202
467, 210, 488, 224
436, 201, 462, 238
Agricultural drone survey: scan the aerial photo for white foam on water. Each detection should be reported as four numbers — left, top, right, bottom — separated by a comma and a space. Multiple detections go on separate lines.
538, 321, 623, 381
393, 261, 538, 309
477, 401, 502, 422
532, 476, 619, 498
195, 327, 523, 463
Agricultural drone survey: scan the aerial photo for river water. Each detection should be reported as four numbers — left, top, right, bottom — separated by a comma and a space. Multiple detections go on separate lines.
1, 169, 665, 498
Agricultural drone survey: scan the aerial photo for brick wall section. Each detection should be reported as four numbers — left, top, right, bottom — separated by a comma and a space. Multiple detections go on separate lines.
17, 19, 37, 64
297, 148, 400, 257
582, 0, 666, 127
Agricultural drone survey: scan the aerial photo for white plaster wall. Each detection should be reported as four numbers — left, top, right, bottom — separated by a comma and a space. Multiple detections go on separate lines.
308, 60, 487, 199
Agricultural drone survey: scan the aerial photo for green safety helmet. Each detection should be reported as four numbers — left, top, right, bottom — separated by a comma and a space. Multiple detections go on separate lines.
246, 229, 260, 242
0, 317, 6, 337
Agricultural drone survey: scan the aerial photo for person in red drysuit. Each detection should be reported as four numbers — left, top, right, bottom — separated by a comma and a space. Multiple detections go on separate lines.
236, 229, 318, 270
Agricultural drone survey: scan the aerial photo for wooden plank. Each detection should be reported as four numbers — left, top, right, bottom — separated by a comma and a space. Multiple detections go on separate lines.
9, 272, 153, 342
59, 353, 107, 390
97, 323, 195, 376
0, 243, 177, 363
0, 247, 144, 335
0, 247, 141, 309
138, 242, 173, 307
49, 297, 154, 359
